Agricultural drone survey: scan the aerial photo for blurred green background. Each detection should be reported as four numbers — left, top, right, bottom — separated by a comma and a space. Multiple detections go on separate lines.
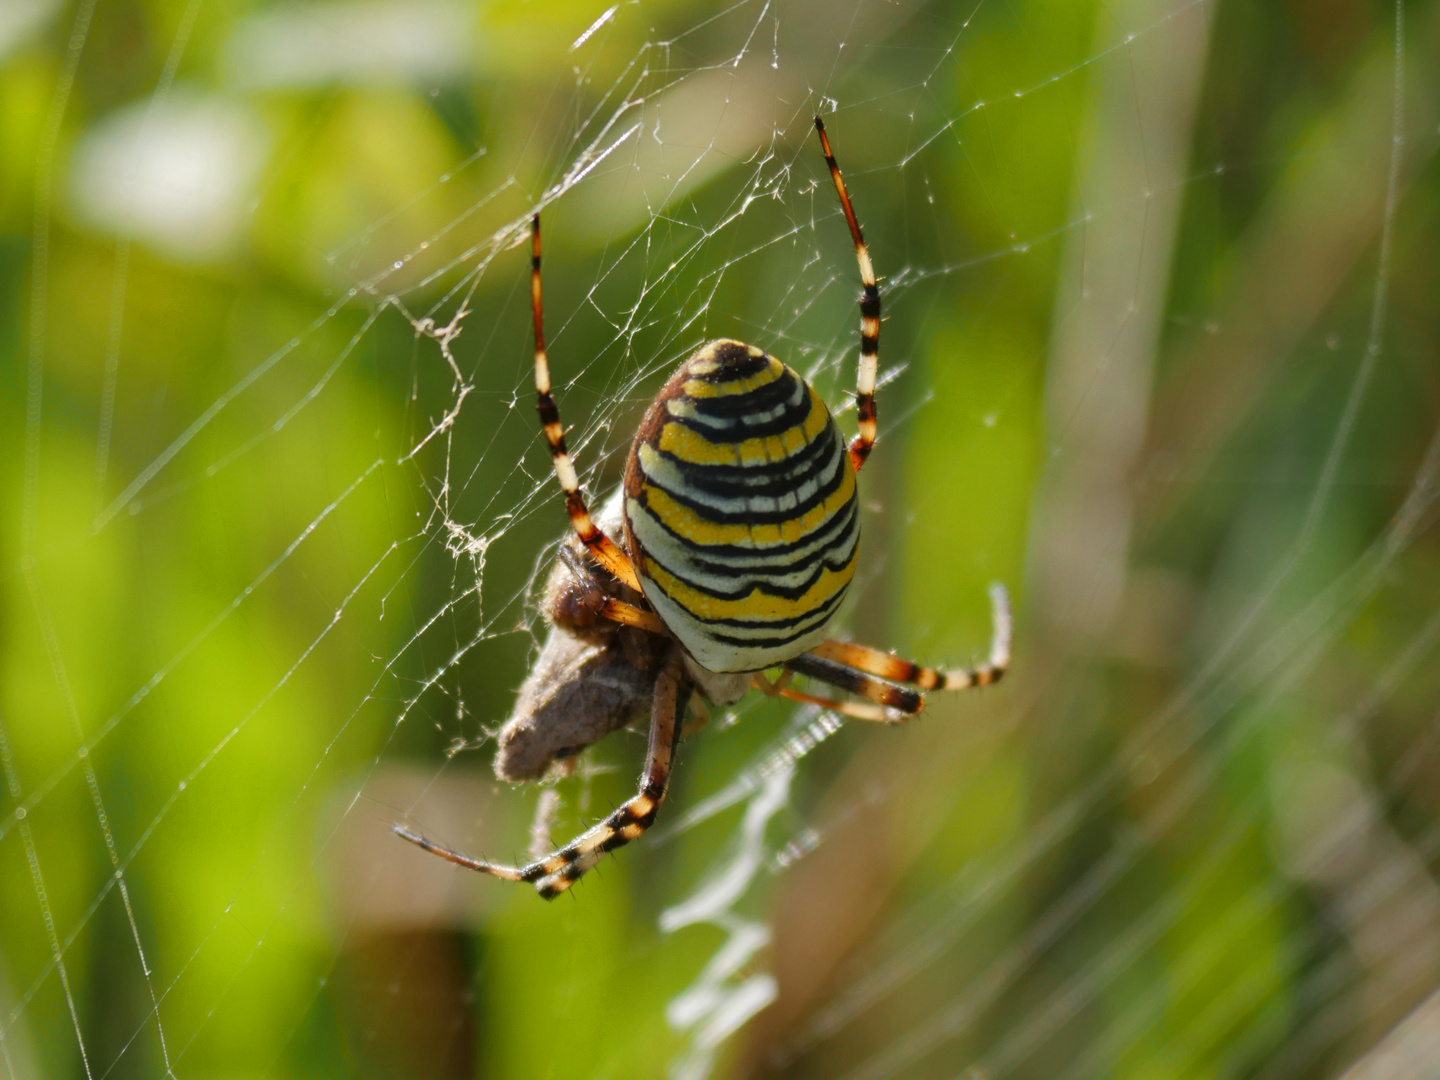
4, 0, 1440, 1077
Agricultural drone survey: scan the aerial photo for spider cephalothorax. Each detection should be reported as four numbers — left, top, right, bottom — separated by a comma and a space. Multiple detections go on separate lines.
396, 117, 1011, 899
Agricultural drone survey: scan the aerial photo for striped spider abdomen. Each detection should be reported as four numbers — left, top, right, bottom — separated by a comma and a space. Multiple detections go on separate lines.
623, 339, 860, 674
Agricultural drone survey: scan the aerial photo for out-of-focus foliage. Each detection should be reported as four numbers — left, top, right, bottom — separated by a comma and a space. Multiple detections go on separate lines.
2, 1, 1440, 1079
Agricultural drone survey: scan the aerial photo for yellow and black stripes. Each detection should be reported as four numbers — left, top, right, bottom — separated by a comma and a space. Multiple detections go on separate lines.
530, 214, 643, 594
394, 644, 692, 898
814, 116, 880, 473
624, 340, 860, 673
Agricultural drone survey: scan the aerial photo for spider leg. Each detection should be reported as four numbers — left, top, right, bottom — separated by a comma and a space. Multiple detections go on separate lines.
814, 116, 879, 473
749, 670, 795, 697
784, 653, 923, 718
393, 643, 691, 898
809, 583, 1012, 691
776, 686, 914, 723
755, 662, 915, 722
598, 598, 668, 635
391, 825, 527, 880
681, 693, 709, 736
530, 214, 643, 593
532, 642, 691, 897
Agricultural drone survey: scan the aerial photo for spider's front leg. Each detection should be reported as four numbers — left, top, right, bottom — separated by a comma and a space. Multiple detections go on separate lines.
394, 642, 692, 898
529, 213, 643, 594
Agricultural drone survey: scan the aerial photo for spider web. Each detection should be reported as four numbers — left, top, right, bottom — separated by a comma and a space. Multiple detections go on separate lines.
5, 0, 1440, 1078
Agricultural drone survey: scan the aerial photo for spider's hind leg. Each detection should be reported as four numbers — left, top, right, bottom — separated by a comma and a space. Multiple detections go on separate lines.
809, 583, 1012, 693
782, 654, 923, 721
814, 116, 880, 473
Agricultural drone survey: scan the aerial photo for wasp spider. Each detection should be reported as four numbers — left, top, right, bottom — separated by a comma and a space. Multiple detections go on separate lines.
395, 117, 1012, 899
